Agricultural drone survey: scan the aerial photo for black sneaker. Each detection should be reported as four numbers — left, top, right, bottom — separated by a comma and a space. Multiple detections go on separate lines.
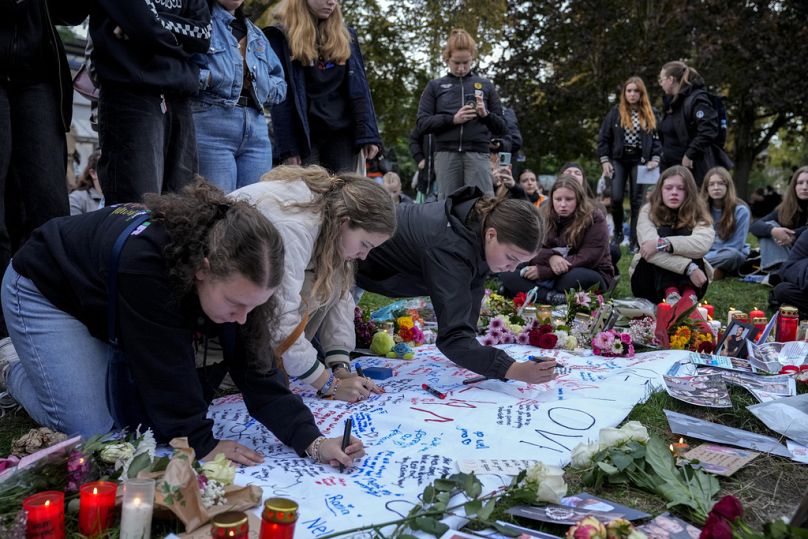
545, 291, 567, 306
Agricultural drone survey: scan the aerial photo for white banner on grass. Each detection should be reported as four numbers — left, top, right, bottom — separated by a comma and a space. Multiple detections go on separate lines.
208, 344, 685, 537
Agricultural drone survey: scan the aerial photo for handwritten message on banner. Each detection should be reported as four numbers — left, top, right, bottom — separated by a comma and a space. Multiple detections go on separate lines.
208, 344, 687, 537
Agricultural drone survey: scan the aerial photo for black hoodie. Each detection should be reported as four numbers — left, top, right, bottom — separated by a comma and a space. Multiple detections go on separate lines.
357, 187, 515, 379
89, 0, 210, 95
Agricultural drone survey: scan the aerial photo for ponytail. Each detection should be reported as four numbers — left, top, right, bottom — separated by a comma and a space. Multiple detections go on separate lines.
474, 192, 544, 254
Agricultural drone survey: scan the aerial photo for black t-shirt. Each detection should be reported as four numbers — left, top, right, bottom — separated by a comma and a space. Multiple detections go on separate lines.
304, 60, 350, 131
12, 205, 320, 457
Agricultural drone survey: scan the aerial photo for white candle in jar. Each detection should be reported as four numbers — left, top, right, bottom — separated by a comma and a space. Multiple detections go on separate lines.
120, 479, 155, 539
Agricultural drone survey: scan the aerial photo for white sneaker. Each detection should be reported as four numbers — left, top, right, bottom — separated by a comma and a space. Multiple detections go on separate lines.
0, 337, 21, 415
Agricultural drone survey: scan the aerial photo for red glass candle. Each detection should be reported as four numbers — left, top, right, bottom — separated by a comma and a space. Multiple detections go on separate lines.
78, 481, 117, 536
777, 306, 799, 342
657, 300, 672, 319
211, 511, 249, 539
749, 307, 765, 321
701, 302, 715, 319
752, 316, 768, 341
23, 491, 65, 539
260, 498, 299, 539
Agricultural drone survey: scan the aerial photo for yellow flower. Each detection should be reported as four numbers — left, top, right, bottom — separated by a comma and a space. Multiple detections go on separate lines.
397, 316, 414, 330
201, 452, 236, 486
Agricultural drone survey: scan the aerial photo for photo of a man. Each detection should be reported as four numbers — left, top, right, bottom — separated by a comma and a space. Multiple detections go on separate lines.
716, 321, 753, 359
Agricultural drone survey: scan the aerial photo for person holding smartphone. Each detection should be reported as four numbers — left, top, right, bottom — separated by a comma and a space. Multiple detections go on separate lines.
490, 152, 526, 200
416, 28, 505, 198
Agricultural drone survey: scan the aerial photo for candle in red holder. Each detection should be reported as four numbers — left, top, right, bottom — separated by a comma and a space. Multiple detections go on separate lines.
701, 302, 715, 319
777, 306, 799, 342
752, 316, 768, 340
79, 481, 117, 536
260, 498, 299, 539
211, 511, 249, 539
657, 300, 672, 319
749, 307, 765, 321
23, 491, 65, 539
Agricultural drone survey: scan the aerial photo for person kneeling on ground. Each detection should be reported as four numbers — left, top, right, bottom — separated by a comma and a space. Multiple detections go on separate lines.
0, 182, 362, 468
357, 187, 556, 384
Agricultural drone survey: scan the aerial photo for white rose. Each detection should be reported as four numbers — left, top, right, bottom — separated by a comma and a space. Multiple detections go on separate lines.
598, 427, 630, 449
525, 462, 567, 504
99, 442, 135, 464
570, 441, 600, 468
565, 336, 577, 350
619, 421, 650, 443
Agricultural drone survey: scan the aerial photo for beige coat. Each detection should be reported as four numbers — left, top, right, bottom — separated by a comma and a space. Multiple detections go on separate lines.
231, 179, 355, 386
629, 205, 715, 279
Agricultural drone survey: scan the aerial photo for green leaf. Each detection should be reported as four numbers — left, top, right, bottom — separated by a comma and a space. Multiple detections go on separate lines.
422, 484, 435, 503
434, 522, 450, 537
597, 461, 619, 475
610, 451, 635, 471
434, 479, 455, 492
127, 452, 152, 478
464, 499, 482, 516
413, 517, 438, 533
399, 535, 420, 539
465, 479, 482, 499
436, 491, 452, 504
644, 438, 680, 486
493, 522, 521, 537
478, 498, 497, 521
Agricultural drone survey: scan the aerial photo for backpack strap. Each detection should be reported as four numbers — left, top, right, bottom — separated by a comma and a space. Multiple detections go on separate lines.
105, 210, 152, 428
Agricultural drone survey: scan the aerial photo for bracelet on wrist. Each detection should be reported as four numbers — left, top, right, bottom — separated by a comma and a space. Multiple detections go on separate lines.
330, 361, 350, 373
306, 436, 325, 463
317, 371, 335, 398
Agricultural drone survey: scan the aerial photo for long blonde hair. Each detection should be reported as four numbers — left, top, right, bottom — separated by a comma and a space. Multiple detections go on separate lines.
648, 166, 711, 229
701, 166, 745, 240
260, 165, 396, 303
545, 175, 596, 249
618, 76, 656, 131
273, 0, 351, 64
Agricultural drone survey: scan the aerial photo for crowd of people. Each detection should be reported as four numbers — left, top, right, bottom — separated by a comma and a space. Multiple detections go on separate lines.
0, 0, 805, 468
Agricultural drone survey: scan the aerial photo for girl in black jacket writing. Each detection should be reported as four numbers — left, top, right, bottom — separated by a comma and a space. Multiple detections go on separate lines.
357, 188, 556, 385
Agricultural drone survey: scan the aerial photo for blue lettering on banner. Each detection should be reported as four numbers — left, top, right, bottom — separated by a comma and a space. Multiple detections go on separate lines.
301, 517, 335, 537
325, 494, 354, 516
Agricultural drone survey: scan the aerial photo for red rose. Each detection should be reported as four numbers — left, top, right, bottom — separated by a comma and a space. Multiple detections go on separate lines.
528, 328, 542, 347
538, 333, 558, 349
700, 513, 733, 539
514, 292, 527, 310
712, 496, 743, 521
538, 324, 554, 335
697, 340, 715, 354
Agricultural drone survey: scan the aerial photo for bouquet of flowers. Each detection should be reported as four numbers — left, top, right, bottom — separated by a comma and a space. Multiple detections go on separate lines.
479, 291, 526, 329
591, 329, 634, 357
480, 317, 577, 351
627, 316, 658, 348
354, 306, 376, 348
565, 285, 604, 326
655, 299, 715, 352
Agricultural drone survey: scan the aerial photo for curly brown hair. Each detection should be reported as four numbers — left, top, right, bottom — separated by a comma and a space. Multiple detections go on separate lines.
144, 181, 285, 370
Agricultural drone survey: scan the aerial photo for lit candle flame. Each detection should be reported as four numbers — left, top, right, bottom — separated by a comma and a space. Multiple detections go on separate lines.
45, 500, 50, 507
93, 487, 98, 495
669, 444, 674, 452
133, 497, 141, 506
229, 532, 235, 537
679, 437, 685, 444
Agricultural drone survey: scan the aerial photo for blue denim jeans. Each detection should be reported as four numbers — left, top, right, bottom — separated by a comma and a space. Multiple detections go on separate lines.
705, 247, 747, 273
1, 264, 113, 437
98, 85, 198, 204
193, 102, 272, 193
759, 221, 790, 270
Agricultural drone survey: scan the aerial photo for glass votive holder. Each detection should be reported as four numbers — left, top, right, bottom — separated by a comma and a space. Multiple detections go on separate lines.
212, 511, 249, 539
78, 481, 117, 536
23, 491, 65, 539
120, 478, 156, 539
260, 497, 299, 539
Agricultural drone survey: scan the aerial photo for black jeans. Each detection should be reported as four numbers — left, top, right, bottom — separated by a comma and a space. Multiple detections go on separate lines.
0, 80, 69, 337
305, 127, 356, 174
611, 157, 645, 246
98, 85, 198, 205
499, 267, 607, 298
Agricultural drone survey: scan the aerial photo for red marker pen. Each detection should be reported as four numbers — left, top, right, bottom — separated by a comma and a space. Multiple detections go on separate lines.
421, 383, 446, 399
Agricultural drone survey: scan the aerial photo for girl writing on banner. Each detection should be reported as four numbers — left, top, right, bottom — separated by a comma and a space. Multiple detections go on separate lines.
630, 165, 714, 305
0, 182, 363, 468
700, 166, 750, 280
232, 165, 396, 402
597, 76, 661, 253
356, 187, 557, 384
499, 176, 614, 304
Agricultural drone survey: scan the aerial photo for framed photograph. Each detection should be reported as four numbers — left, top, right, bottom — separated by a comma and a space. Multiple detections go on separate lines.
715, 320, 755, 359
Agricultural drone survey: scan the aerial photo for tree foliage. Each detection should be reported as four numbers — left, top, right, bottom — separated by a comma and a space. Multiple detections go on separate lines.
242, 0, 808, 195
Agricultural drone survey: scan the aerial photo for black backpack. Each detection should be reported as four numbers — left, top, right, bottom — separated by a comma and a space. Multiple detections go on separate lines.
684, 90, 728, 149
